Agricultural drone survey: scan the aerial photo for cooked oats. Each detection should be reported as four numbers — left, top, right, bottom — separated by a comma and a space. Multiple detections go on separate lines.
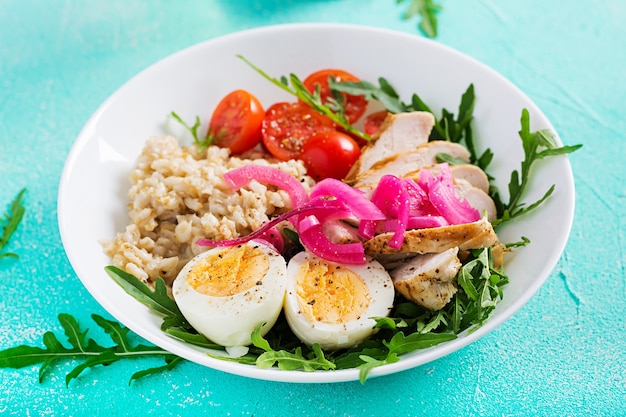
102, 136, 314, 286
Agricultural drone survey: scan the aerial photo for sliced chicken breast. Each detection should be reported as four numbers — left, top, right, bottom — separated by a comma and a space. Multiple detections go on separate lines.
450, 164, 490, 193
350, 141, 471, 190
322, 219, 360, 245
453, 178, 497, 221
345, 111, 435, 181
391, 247, 461, 311
364, 217, 498, 257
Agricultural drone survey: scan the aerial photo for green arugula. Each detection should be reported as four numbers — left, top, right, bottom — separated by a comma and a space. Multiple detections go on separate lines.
170, 111, 224, 154
0, 244, 509, 385
237, 55, 370, 142
397, 0, 443, 38
329, 79, 485, 164
104, 266, 222, 349
331, 77, 581, 227
0, 313, 183, 386
100, 251, 502, 383
0, 188, 26, 260
250, 325, 336, 371
491, 109, 582, 227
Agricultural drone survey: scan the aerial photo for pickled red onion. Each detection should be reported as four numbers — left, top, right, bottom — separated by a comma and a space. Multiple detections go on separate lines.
222, 165, 309, 209
418, 163, 480, 224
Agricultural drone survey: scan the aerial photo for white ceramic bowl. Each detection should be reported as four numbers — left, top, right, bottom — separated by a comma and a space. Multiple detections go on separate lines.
58, 23, 575, 383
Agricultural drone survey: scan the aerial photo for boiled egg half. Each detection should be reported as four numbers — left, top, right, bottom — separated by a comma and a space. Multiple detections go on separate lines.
172, 241, 286, 348
284, 251, 395, 350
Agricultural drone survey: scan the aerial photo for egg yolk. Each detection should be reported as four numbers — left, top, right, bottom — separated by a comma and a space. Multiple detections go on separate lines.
296, 259, 370, 324
186, 244, 269, 296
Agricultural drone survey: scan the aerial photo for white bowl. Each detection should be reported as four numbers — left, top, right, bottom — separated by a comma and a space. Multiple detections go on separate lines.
58, 23, 575, 383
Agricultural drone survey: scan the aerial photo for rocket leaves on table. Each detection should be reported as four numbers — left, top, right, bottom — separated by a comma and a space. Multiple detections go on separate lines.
397, 0, 443, 38
0, 313, 183, 386
0, 187, 26, 260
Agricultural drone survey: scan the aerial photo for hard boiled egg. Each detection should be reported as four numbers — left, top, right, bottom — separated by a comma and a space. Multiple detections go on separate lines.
172, 241, 286, 348
283, 251, 395, 350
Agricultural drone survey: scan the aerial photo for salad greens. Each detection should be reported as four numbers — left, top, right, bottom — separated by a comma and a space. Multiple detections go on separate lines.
103, 244, 499, 384
398, 0, 443, 38
491, 111, 582, 227
329, 78, 581, 227
0, 66, 581, 386
0, 188, 26, 260
0, 313, 183, 386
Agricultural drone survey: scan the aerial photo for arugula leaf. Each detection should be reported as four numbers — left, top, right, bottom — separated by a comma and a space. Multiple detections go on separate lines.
451, 247, 508, 332
397, 0, 443, 38
237, 55, 370, 141
330, 80, 478, 157
0, 314, 181, 386
356, 353, 400, 384
170, 111, 224, 153
385, 332, 457, 356
492, 109, 582, 227
0, 187, 26, 260
249, 324, 335, 371
128, 356, 184, 386
105, 266, 182, 320
104, 266, 216, 349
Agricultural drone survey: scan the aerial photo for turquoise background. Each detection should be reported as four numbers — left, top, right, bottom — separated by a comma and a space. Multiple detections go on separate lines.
1, 1, 625, 416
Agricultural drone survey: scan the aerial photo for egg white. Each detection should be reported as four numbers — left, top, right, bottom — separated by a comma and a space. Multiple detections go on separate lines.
283, 251, 395, 350
172, 241, 287, 348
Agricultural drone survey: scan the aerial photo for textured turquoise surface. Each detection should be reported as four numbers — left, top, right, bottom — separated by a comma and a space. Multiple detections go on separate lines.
1, 1, 625, 416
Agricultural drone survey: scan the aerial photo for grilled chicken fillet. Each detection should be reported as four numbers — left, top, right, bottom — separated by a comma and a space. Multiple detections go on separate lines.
363, 217, 498, 257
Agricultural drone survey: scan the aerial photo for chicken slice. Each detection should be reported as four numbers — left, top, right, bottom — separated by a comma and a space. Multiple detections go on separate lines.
364, 217, 498, 257
391, 247, 461, 311
453, 178, 497, 221
345, 111, 435, 181
450, 164, 490, 193
403, 163, 490, 193
322, 219, 360, 244
350, 141, 471, 190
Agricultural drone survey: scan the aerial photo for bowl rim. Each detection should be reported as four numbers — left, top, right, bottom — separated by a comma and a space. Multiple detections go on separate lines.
57, 22, 576, 383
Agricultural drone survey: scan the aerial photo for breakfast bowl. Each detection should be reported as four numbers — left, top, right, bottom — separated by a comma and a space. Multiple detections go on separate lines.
58, 23, 576, 383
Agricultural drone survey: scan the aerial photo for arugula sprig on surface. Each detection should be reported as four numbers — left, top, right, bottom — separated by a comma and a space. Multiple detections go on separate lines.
397, 0, 443, 38
237, 55, 370, 142
0, 187, 26, 260
0, 313, 183, 386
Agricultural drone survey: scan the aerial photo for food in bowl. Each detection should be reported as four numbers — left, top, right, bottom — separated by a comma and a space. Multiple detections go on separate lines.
103, 58, 580, 380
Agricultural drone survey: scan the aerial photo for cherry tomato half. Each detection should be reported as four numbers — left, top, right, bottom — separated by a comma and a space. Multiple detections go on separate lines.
302, 69, 368, 124
261, 102, 336, 161
300, 131, 362, 181
363, 110, 389, 136
209, 89, 265, 154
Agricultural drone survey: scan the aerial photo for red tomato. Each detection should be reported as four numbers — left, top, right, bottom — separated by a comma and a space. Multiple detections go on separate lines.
300, 131, 361, 181
209, 89, 265, 154
363, 110, 389, 136
261, 102, 336, 161
302, 69, 368, 124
